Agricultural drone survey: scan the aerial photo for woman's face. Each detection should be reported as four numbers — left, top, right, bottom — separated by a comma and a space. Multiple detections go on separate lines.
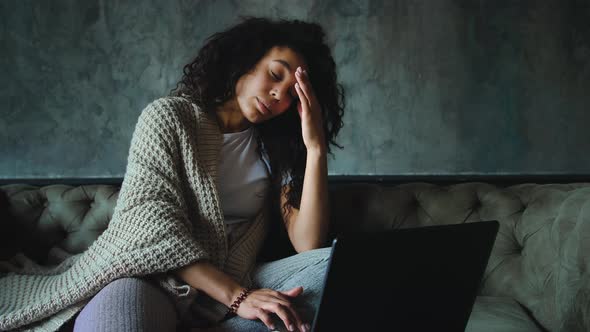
234, 46, 308, 123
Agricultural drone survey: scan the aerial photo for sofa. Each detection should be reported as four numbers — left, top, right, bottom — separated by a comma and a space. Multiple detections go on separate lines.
1, 177, 589, 331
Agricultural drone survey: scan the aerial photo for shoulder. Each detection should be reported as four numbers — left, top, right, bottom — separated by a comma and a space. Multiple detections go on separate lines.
141, 96, 198, 118
138, 96, 205, 129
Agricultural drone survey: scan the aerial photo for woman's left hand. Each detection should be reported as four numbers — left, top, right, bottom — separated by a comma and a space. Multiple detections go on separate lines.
294, 67, 326, 153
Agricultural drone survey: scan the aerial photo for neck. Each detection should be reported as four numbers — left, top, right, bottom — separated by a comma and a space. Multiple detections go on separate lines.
215, 99, 251, 133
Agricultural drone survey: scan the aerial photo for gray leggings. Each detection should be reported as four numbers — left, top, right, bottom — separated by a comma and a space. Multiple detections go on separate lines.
72, 247, 331, 332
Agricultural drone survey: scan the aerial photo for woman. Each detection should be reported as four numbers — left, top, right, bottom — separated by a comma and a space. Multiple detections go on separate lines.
0, 16, 344, 332
72, 17, 345, 332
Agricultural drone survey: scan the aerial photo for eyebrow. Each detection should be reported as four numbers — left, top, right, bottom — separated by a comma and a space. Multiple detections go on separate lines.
272, 59, 292, 71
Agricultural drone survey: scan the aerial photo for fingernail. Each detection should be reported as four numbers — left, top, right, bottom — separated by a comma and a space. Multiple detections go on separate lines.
289, 324, 295, 331
300, 324, 308, 332
295, 83, 299, 89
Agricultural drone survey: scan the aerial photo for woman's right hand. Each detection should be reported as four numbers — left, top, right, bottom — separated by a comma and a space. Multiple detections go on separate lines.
235, 286, 310, 332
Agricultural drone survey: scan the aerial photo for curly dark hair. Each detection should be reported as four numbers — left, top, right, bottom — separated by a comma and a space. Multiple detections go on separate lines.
170, 16, 345, 224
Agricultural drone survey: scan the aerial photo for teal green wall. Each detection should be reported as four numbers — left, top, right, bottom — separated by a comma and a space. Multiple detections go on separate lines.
1, 0, 589, 178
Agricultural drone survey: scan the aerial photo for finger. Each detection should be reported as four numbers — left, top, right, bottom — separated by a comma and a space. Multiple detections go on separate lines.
286, 305, 306, 332
267, 293, 306, 332
294, 82, 308, 105
279, 286, 304, 298
255, 308, 275, 330
264, 302, 299, 332
295, 70, 312, 107
285, 304, 306, 332
260, 292, 306, 332
294, 83, 308, 115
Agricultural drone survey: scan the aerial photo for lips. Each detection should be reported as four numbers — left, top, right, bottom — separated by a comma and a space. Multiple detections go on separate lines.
256, 97, 271, 115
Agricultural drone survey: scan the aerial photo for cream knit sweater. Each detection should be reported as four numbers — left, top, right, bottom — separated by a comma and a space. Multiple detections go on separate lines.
0, 97, 269, 331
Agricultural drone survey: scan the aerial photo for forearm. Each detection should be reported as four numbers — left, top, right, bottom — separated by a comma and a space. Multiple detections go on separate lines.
174, 260, 243, 307
175, 261, 308, 331
290, 147, 330, 252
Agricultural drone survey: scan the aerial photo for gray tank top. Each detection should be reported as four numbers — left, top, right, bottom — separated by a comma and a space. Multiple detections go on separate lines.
218, 127, 270, 238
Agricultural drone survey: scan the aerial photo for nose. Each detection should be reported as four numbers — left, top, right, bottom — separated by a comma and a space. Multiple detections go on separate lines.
270, 82, 295, 103
270, 88, 285, 102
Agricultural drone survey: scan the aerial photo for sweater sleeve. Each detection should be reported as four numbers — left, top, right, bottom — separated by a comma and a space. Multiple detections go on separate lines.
111, 98, 210, 265
0, 98, 220, 332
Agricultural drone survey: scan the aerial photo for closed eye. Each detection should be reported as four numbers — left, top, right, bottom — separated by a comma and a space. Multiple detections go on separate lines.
270, 71, 281, 81
270, 70, 298, 100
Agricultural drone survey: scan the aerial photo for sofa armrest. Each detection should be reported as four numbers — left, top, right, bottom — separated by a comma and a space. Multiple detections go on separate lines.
560, 277, 590, 331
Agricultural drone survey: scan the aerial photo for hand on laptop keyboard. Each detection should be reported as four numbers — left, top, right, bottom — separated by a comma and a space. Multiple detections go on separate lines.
234, 286, 311, 332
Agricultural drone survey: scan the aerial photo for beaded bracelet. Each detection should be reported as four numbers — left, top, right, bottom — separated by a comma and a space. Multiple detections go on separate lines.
228, 288, 252, 314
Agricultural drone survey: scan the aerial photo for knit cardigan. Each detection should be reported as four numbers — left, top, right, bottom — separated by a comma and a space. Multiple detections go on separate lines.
0, 97, 269, 331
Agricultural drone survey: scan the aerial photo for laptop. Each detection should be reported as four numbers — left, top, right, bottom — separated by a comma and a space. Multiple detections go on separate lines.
310, 220, 499, 332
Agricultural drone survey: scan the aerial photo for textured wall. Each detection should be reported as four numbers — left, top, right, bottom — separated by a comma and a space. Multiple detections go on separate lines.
1, 0, 589, 178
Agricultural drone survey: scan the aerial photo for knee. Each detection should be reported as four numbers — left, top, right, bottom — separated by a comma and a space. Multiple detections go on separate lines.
299, 251, 331, 293
103, 277, 138, 290
307, 247, 331, 276
105, 277, 176, 315
300, 247, 332, 266
99, 277, 143, 294
75, 278, 177, 332
102, 278, 171, 303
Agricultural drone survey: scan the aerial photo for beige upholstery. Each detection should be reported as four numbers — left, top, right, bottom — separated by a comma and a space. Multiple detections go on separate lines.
2, 181, 590, 331
328, 182, 590, 331
1, 184, 120, 262
465, 296, 543, 331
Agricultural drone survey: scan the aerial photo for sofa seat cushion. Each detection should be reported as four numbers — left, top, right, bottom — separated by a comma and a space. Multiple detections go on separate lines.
466, 296, 543, 332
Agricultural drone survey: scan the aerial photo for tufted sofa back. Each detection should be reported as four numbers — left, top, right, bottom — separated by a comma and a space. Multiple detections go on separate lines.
328, 182, 590, 331
1, 184, 120, 262
1, 181, 590, 331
